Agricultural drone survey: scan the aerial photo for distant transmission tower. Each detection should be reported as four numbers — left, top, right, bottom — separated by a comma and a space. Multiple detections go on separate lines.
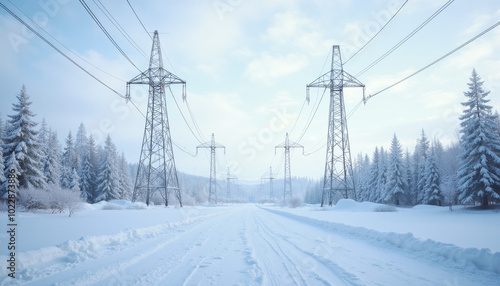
197, 133, 225, 204
307, 45, 365, 206
275, 133, 304, 204
261, 166, 275, 201
226, 167, 237, 203
127, 30, 185, 207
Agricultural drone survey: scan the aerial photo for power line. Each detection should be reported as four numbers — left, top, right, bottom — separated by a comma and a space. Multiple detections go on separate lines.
0, 2, 146, 119
6, 0, 125, 83
364, 18, 500, 103
296, 87, 328, 144
344, 0, 408, 65
186, 99, 208, 142
288, 99, 307, 137
356, 0, 454, 77
126, 0, 152, 40
93, 0, 149, 59
168, 86, 204, 144
79, 0, 141, 72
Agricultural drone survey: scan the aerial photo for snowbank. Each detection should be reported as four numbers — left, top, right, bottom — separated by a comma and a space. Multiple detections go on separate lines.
0, 205, 233, 278
264, 208, 500, 275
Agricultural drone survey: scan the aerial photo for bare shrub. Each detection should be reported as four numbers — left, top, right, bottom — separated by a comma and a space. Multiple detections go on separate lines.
18, 186, 83, 216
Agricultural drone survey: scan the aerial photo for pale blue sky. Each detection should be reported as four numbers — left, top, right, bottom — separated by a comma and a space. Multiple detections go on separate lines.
1, 0, 499, 180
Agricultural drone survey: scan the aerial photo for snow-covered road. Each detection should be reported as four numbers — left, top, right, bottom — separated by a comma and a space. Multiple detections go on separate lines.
3, 204, 499, 285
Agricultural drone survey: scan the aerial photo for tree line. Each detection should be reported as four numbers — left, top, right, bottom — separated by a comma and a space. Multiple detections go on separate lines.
305, 70, 500, 208
0, 85, 134, 205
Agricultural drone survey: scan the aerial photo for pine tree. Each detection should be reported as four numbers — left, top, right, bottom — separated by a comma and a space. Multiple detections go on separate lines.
414, 129, 430, 204
367, 147, 380, 202
1, 152, 21, 196
60, 132, 79, 190
423, 146, 443, 205
38, 118, 49, 157
43, 130, 61, 186
70, 168, 80, 192
403, 149, 413, 205
458, 69, 500, 207
95, 135, 120, 202
2, 85, 45, 190
75, 123, 88, 161
80, 156, 95, 202
0, 138, 6, 198
386, 134, 405, 205
118, 152, 133, 200
376, 147, 388, 203
354, 153, 370, 202
79, 136, 97, 203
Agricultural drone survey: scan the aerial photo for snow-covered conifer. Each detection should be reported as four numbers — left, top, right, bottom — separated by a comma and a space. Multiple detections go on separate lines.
1, 152, 21, 196
75, 123, 89, 160
70, 168, 80, 193
118, 152, 133, 200
458, 69, 500, 206
403, 149, 413, 205
61, 132, 79, 190
386, 134, 405, 205
413, 129, 430, 204
43, 130, 61, 186
79, 154, 95, 202
367, 148, 381, 202
375, 147, 388, 203
2, 85, 45, 190
95, 135, 120, 201
0, 138, 6, 197
423, 146, 443, 205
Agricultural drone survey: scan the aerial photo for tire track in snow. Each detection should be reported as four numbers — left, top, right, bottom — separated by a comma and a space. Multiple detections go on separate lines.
259, 207, 500, 286
128, 205, 260, 286
250, 208, 360, 286
11, 208, 235, 286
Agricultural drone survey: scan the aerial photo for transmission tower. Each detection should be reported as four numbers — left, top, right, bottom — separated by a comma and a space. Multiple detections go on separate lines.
275, 133, 304, 204
127, 30, 185, 207
307, 45, 365, 206
226, 167, 237, 203
197, 133, 225, 204
261, 166, 275, 201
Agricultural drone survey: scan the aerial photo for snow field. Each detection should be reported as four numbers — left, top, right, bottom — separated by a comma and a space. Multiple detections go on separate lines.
0, 200, 499, 285
262, 206, 500, 275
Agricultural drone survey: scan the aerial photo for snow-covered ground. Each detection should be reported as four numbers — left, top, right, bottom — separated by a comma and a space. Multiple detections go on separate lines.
1, 200, 499, 285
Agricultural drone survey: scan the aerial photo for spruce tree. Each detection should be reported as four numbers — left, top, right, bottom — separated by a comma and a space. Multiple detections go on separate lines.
413, 130, 430, 204
2, 85, 45, 190
0, 138, 6, 198
1, 152, 21, 195
61, 132, 79, 190
79, 155, 95, 202
43, 130, 61, 186
95, 135, 120, 202
118, 152, 133, 200
376, 147, 388, 203
423, 146, 443, 205
403, 149, 413, 205
386, 134, 405, 205
458, 69, 500, 207
367, 147, 380, 202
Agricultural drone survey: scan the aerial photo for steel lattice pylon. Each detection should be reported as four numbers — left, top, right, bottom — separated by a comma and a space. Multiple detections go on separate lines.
275, 133, 303, 204
261, 166, 275, 201
197, 133, 225, 204
226, 167, 237, 203
307, 45, 365, 207
127, 30, 185, 207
